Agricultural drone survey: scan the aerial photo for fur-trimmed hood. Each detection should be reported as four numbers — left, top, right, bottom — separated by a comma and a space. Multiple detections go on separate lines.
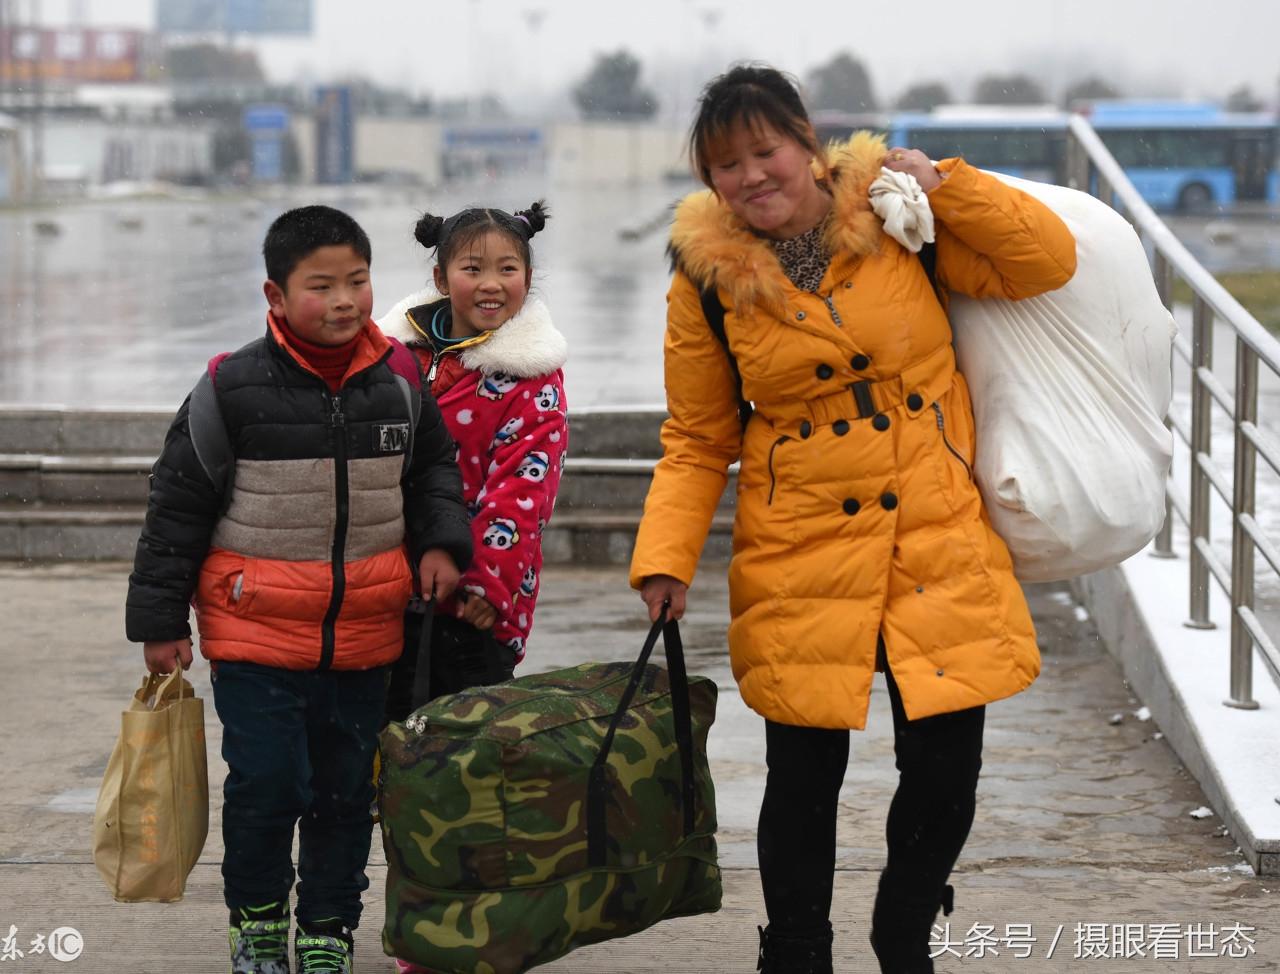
376, 284, 567, 379
670, 131, 888, 313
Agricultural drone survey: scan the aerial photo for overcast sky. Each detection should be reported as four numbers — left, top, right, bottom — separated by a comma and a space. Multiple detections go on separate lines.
47, 0, 1280, 117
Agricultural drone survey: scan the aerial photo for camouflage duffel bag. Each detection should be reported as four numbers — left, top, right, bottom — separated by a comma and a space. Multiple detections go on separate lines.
377, 612, 720, 973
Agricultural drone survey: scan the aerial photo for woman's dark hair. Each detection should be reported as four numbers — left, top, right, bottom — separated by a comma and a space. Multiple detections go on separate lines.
413, 200, 549, 270
688, 64, 823, 188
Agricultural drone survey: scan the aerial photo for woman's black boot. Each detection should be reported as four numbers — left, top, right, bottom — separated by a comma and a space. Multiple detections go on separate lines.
756, 924, 834, 974
868, 882, 954, 974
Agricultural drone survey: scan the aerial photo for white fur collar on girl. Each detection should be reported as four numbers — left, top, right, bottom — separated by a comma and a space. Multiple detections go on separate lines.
376, 284, 567, 379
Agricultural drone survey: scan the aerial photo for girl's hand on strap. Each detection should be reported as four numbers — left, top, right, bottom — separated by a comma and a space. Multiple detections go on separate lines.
458, 594, 498, 630
641, 574, 688, 623
883, 147, 942, 191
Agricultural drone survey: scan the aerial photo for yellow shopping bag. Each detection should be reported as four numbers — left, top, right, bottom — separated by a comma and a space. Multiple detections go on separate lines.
92, 668, 209, 902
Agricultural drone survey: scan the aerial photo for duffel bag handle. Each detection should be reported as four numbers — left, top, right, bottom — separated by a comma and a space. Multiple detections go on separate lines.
587, 604, 697, 868
409, 595, 436, 711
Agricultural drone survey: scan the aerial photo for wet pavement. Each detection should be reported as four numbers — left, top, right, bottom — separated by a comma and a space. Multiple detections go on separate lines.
1, 184, 1275, 412
0, 178, 685, 410
1164, 211, 1280, 275
0, 560, 1275, 972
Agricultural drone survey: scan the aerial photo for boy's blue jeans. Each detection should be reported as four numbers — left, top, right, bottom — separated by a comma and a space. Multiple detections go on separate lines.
211, 659, 389, 929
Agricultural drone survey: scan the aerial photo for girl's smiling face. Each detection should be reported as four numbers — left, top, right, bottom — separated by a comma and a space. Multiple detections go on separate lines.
434, 229, 530, 339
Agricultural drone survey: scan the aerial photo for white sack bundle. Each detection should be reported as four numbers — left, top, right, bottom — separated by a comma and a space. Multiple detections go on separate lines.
948, 173, 1176, 581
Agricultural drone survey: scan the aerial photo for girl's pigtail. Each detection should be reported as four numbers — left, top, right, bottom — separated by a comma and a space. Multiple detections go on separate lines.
413, 212, 446, 249
515, 200, 550, 238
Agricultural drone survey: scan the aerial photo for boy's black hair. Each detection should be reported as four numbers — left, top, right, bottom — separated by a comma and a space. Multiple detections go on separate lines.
688, 63, 824, 189
413, 201, 549, 273
262, 205, 372, 287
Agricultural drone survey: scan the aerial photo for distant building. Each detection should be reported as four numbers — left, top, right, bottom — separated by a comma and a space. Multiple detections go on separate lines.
0, 113, 22, 201
443, 124, 545, 181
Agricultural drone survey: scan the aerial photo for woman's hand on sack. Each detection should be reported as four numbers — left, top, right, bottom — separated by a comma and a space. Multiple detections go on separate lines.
458, 594, 498, 630
641, 574, 688, 622
143, 638, 192, 674
418, 549, 462, 602
883, 147, 942, 191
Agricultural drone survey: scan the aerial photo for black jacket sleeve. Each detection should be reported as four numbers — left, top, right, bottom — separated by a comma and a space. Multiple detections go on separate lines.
403, 383, 474, 572
125, 395, 222, 642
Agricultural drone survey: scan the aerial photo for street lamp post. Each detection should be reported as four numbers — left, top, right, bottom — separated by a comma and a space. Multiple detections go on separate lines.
29, 0, 43, 200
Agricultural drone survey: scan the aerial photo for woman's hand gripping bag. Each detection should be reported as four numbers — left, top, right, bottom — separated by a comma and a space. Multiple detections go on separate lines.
92, 668, 209, 902
948, 172, 1176, 581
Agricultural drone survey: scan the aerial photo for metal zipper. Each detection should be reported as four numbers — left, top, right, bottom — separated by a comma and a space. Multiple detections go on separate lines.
931, 402, 973, 480
319, 392, 349, 670
822, 294, 842, 327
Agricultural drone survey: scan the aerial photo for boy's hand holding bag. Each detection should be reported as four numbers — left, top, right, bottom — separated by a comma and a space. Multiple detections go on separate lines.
92, 667, 209, 902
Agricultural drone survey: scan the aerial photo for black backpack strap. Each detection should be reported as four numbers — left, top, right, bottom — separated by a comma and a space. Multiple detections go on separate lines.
187, 370, 234, 501
699, 286, 753, 429
386, 340, 425, 478
917, 241, 940, 300
391, 371, 420, 478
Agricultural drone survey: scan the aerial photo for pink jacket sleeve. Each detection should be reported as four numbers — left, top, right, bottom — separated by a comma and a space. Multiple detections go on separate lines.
457, 370, 568, 624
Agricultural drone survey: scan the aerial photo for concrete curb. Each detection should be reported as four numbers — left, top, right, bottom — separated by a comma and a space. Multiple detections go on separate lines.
1074, 546, 1280, 875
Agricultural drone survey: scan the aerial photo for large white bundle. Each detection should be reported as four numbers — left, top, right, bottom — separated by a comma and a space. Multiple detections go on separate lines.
949, 173, 1176, 582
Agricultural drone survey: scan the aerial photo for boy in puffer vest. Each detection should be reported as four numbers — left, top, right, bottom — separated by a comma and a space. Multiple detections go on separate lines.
125, 205, 474, 974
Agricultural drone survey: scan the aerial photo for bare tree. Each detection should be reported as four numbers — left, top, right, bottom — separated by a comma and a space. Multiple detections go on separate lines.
1225, 85, 1264, 112
806, 52, 878, 113
1062, 76, 1121, 109
972, 74, 1047, 106
895, 82, 951, 112
165, 43, 264, 82
572, 51, 658, 121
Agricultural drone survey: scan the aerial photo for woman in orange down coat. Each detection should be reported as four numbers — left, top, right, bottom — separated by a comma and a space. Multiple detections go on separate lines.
630, 65, 1076, 974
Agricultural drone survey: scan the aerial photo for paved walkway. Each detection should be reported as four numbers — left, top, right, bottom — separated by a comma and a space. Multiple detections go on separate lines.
0, 562, 1274, 972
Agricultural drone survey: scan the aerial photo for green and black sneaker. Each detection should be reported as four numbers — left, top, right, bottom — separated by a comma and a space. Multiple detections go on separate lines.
229, 902, 291, 974
294, 919, 354, 974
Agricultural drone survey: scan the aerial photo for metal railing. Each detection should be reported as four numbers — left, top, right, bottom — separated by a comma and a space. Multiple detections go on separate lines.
1065, 115, 1280, 709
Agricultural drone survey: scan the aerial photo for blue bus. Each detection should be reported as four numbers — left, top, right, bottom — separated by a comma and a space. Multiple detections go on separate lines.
817, 104, 1280, 211
883, 107, 1070, 186
1084, 102, 1280, 210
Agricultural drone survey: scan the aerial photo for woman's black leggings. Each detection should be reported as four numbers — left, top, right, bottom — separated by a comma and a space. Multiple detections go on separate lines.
756, 662, 985, 941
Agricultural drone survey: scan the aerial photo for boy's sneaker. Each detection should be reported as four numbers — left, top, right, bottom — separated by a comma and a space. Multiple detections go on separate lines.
229, 902, 291, 974
294, 920, 354, 974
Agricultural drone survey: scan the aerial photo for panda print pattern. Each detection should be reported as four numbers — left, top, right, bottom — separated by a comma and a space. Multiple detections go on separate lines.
377, 286, 569, 662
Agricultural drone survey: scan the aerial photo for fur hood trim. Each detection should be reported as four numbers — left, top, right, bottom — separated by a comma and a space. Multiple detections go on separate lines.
376, 284, 567, 379
670, 131, 887, 313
